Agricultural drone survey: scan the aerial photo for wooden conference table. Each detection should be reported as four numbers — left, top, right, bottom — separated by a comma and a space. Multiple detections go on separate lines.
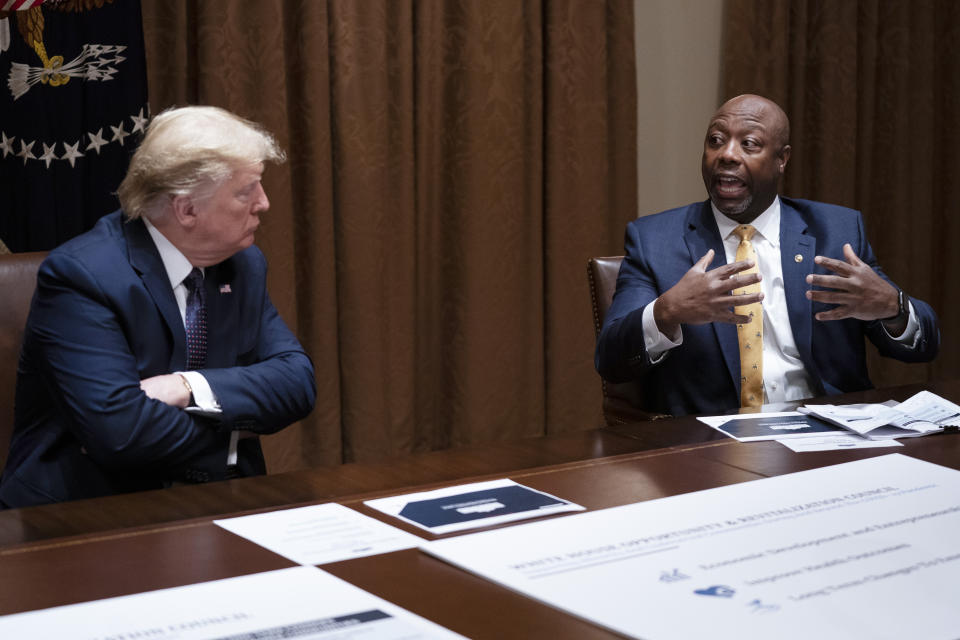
1, 379, 958, 638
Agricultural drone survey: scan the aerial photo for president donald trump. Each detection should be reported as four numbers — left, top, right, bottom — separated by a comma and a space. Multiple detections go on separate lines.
0, 106, 316, 508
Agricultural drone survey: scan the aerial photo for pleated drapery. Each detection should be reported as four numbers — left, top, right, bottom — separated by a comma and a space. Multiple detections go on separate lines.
722, 0, 960, 388
142, 1, 637, 472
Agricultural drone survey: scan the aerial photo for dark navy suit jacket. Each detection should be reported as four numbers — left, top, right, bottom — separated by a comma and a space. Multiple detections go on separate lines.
595, 198, 939, 416
0, 211, 316, 507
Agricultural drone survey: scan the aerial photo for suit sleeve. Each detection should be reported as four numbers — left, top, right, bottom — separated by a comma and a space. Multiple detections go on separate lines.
852, 216, 940, 362
595, 223, 668, 383
30, 253, 229, 471
199, 263, 316, 434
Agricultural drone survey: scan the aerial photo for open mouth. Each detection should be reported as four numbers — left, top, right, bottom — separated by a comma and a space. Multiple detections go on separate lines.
715, 175, 747, 198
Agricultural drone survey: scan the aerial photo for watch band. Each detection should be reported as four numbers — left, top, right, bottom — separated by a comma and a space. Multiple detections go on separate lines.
884, 288, 909, 322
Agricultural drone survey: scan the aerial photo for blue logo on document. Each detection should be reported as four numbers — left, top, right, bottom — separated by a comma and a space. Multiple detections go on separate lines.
659, 569, 689, 583
694, 585, 735, 598
747, 598, 780, 613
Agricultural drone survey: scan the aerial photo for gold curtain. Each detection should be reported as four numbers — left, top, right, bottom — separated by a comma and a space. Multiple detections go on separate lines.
722, 0, 960, 387
141, 1, 636, 472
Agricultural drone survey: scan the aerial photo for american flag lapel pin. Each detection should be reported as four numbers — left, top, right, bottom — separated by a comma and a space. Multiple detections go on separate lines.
219, 283, 232, 294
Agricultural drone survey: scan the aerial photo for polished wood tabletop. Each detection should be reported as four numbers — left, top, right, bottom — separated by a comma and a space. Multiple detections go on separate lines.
1, 379, 957, 639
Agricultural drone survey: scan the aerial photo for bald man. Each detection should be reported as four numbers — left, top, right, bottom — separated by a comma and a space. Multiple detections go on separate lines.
595, 95, 939, 416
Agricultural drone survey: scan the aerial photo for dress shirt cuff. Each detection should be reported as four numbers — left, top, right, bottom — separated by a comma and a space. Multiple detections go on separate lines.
178, 371, 234, 467
883, 300, 921, 348
178, 370, 222, 415
642, 299, 683, 362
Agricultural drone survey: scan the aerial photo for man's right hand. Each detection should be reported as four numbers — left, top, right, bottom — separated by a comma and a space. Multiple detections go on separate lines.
653, 249, 764, 336
140, 374, 192, 409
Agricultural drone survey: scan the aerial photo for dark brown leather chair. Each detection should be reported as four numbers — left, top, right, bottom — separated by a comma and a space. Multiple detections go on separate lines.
0, 251, 46, 469
587, 256, 669, 425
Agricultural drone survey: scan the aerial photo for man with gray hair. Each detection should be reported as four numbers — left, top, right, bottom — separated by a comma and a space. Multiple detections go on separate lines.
0, 106, 316, 508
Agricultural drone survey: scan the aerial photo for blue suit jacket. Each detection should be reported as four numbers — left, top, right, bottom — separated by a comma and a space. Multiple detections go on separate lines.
595, 198, 939, 416
0, 211, 316, 507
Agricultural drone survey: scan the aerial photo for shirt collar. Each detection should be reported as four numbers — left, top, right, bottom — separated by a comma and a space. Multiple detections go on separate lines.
711, 196, 781, 249
143, 218, 200, 289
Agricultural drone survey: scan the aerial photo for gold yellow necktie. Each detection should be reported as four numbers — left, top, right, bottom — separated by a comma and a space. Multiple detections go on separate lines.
733, 224, 763, 407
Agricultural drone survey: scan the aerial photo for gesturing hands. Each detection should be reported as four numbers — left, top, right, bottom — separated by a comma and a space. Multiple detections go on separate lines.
654, 249, 764, 337
805, 243, 901, 328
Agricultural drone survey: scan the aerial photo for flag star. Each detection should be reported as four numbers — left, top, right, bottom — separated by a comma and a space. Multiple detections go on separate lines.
17, 139, 36, 165
110, 122, 129, 145
87, 128, 108, 154
39, 142, 58, 168
61, 140, 83, 167
0, 132, 14, 157
130, 107, 148, 134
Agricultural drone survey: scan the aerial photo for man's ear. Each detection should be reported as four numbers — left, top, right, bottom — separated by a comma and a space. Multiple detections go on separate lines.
778, 145, 792, 174
170, 195, 198, 228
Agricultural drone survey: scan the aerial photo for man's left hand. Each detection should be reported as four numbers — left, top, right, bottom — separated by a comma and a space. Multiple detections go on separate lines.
805, 243, 899, 323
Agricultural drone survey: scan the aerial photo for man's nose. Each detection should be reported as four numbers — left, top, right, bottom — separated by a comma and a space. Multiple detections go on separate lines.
718, 140, 740, 163
253, 183, 270, 213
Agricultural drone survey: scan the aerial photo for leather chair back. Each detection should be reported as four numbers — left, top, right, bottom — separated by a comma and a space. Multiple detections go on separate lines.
0, 252, 46, 469
587, 256, 668, 425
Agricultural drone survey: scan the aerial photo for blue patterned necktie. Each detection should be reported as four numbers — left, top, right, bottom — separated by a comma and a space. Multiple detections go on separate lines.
183, 268, 207, 370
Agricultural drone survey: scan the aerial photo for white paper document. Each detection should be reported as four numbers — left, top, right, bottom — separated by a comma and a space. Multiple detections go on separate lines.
800, 390, 960, 439
364, 478, 585, 534
215, 503, 423, 566
422, 454, 960, 640
0, 566, 466, 639
698, 411, 845, 441
777, 434, 902, 452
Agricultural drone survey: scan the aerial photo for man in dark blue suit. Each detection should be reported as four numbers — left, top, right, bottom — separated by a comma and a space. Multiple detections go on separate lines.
0, 106, 316, 508
596, 95, 939, 416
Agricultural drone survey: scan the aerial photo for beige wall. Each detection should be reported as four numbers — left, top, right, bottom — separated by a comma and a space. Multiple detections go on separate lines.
634, 0, 724, 217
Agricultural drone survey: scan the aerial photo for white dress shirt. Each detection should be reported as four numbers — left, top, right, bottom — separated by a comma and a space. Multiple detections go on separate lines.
641, 197, 918, 404
144, 219, 237, 464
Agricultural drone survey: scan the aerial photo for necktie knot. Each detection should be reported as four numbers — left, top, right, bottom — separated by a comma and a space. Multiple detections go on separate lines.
734, 224, 757, 243
183, 267, 204, 293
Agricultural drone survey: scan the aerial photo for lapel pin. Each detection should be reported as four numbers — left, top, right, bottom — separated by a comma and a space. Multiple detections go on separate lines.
794, 254, 803, 263
219, 284, 232, 294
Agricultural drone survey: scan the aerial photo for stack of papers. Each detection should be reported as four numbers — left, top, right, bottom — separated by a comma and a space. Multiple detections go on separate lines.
696, 412, 901, 451
799, 390, 960, 440
699, 390, 958, 451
